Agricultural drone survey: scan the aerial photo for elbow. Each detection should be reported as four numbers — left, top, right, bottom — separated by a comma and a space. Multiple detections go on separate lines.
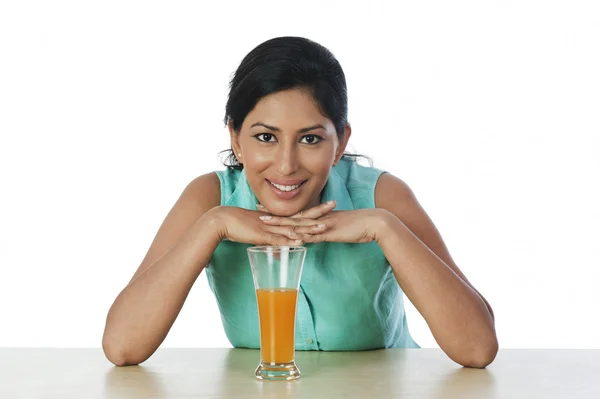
103, 342, 137, 367
459, 336, 499, 369
102, 334, 142, 367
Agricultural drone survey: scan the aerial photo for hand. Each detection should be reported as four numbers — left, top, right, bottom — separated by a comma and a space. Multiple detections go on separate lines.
256, 200, 336, 220
210, 202, 335, 246
259, 204, 392, 244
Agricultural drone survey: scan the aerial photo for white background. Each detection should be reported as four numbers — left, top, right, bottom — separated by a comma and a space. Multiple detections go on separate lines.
1, 1, 598, 349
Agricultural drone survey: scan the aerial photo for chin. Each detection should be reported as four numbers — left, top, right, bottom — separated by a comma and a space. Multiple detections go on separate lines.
269, 205, 303, 217
261, 200, 306, 217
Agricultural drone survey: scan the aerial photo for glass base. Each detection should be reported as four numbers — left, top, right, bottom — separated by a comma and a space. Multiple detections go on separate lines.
255, 360, 301, 381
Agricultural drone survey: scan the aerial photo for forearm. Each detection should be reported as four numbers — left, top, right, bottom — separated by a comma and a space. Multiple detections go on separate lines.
376, 213, 497, 368
102, 211, 221, 366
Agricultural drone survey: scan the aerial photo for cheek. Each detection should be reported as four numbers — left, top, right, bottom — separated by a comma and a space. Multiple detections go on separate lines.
241, 147, 271, 169
240, 152, 271, 186
305, 156, 334, 177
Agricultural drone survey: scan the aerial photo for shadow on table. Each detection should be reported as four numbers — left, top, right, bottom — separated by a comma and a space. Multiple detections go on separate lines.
103, 365, 167, 399
102, 350, 232, 398
223, 347, 388, 378
432, 367, 498, 399
219, 348, 411, 398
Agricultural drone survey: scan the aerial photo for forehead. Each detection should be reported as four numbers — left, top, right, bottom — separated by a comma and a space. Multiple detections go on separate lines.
244, 89, 333, 130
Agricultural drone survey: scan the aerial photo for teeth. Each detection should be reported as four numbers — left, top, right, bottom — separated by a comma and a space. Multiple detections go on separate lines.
270, 181, 302, 192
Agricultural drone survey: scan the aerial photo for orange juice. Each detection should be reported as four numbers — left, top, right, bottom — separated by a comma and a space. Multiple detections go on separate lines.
256, 288, 299, 364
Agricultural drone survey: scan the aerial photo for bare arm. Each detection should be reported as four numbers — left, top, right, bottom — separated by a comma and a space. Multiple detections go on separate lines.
102, 173, 221, 366
375, 173, 498, 368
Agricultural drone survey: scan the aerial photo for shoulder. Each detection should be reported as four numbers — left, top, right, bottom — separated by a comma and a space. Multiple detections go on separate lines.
182, 171, 221, 210
376, 172, 438, 232
374, 173, 415, 210
127, 172, 221, 281
374, 173, 463, 279
375, 172, 431, 239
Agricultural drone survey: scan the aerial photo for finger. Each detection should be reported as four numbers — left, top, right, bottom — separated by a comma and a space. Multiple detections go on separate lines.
294, 232, 326, 243
289, 224, 328, 235
292, 200, 336, 219
266, 223, 329, 240
257, 201, 335, 219
263, 224, 323, 239
256, 205, 276, 218
266, 233, 303, 246
260, 215, 323, 227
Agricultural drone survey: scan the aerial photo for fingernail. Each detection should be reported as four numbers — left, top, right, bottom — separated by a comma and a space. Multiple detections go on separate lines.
256, 204, 265, 208
294, 240, 303, 244
327, 200, 334, 205
259, 215, 272, 220
317, 224, 326, 228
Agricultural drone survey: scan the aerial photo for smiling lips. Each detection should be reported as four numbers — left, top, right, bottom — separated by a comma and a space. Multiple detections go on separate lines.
266, 179, 307, 199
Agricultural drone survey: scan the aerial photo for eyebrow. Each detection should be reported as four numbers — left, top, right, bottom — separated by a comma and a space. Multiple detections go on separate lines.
250, 122, 326, 134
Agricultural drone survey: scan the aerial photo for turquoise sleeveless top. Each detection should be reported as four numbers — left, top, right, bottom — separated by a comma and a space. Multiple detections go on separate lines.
206, 157, 419, 351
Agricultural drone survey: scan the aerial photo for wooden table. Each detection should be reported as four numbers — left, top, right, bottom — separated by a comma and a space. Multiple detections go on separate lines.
1, 348, 598, 398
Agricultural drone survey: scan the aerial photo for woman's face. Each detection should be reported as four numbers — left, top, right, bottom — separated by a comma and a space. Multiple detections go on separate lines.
230, 88, 350, 217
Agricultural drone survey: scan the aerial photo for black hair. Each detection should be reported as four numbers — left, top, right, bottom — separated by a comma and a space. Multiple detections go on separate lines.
221, 36, 370, 170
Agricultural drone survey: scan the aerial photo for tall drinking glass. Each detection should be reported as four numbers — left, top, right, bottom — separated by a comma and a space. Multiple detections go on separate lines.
247, 246, 307, 381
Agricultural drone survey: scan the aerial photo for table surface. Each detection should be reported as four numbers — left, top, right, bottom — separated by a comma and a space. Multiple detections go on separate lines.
0, 348, 598, 398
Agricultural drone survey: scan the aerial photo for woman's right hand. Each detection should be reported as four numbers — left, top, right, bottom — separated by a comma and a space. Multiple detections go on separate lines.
209, 201, 336, 246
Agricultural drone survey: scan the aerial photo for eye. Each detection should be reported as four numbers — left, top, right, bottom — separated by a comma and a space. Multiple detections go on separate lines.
300, 135, 322, 144
254, 133, 276, 143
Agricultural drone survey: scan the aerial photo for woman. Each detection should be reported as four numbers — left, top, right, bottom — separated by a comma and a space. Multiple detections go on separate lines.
102, 36, 498, 369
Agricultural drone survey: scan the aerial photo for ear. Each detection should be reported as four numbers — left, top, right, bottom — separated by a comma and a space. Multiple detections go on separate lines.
228, 120, 242, 162
333, 123, 352, 166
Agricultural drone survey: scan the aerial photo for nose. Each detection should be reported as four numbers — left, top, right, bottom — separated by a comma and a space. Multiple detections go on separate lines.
275, 144, 299, 176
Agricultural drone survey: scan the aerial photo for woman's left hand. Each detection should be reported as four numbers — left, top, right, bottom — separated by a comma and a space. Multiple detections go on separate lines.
258, 203, 392, 244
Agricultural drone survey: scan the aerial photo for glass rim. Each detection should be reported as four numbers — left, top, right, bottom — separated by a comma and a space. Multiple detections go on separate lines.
247, 245, 306, 253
